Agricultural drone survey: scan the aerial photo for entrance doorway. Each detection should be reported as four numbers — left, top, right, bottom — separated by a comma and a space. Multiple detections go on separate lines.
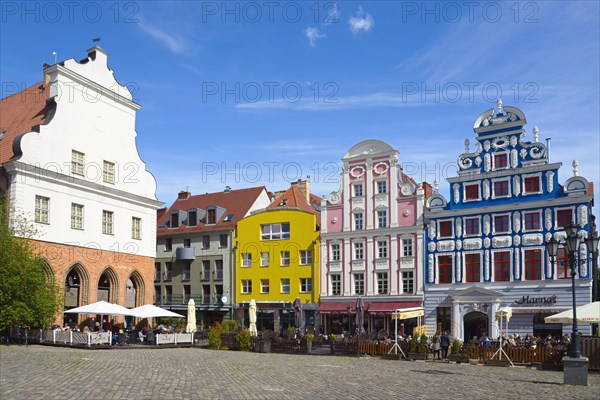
463, 311, 488, 342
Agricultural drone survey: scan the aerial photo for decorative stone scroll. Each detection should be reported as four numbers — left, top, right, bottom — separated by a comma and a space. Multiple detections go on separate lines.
578, 205, 588, 227
428, 254, 434, 283
513, 211, 521, 233
483, 215, 491, 235
492, 236, 512, 248
437, 240, 455, 252
522, 233, 543, 246
546, 171, 554, 193
463, 238, 482, 250
545, 209, 552, 230
513, 176, 521, 196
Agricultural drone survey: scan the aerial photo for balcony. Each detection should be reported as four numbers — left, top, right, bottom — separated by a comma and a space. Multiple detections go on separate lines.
175, 246, 195, 261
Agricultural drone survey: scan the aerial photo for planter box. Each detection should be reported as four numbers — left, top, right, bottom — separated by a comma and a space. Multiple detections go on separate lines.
448, 353, 469, 364
306, 341, 312, 353
407, 352, 427, 361
486, 359, 511, 367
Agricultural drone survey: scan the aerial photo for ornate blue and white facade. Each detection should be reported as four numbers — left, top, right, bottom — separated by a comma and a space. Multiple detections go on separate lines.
424, 100, 595, 341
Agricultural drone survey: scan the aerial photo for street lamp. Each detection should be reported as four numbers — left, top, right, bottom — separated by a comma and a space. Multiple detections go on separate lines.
546, 223, 599, 360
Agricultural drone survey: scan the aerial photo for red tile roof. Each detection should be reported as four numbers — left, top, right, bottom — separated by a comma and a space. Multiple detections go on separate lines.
267, 185, 318, 215
156, 186, 266, 236
0, 82, 50, 164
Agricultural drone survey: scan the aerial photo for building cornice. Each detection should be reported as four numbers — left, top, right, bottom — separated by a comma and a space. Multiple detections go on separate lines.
447, 162, 562, 183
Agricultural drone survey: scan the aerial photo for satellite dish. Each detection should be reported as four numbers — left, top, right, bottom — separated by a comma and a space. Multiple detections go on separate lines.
221, 296, 228, 303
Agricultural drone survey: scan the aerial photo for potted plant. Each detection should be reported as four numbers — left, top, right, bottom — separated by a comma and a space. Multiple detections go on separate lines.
448, 339, 469, 363
407, 335, 427, 360
304, 333, 314, 353
235, 328, 252, 351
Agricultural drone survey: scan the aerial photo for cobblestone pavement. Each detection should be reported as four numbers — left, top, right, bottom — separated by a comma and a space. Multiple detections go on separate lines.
1, 345, 599, 400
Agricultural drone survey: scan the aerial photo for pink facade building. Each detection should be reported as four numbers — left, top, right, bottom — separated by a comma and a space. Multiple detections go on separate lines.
319, 140, 431, 335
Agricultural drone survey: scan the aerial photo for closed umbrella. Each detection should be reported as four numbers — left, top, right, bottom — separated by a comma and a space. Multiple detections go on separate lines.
249, 299, 258, 336
293, 297, 304, 336
355, 298, 365, 335
186, 299, 196, 333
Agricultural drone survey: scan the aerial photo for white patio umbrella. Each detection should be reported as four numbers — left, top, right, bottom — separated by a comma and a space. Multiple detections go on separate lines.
249, 299, 258, 336
544, 302, 600, 324
130, 304, 185, 319
186, 299, 197, 333
65, 300, 137, 316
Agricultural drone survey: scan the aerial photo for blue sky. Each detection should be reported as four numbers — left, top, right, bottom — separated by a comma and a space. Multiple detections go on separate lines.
1, 1, 599, 213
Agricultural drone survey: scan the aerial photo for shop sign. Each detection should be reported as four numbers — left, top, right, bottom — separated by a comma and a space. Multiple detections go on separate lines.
514, 294, 557, 305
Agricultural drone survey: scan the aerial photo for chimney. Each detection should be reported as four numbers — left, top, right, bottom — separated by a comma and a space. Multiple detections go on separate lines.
177, 191, 191, 200
292, 179, 310, 202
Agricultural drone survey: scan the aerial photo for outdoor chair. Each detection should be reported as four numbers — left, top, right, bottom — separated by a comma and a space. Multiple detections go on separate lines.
118, 334, 127, 346
146, 331, 155, 345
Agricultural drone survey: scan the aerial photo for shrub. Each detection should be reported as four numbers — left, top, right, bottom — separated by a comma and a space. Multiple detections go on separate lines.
451, 339, 462, 354
408, 335, 418, 353
236, 328, 252, 351
222, 320, 238, 333
208, 323, 223, 349
417, 334, 428, 353
304, 333, 314, 342
329, 334, 337, 342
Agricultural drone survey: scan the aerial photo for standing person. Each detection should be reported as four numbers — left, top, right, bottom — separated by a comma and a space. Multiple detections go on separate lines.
440, 331, 450, 361
433, 334, 441, 360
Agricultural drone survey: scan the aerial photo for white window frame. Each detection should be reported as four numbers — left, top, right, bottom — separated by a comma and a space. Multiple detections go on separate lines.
402, 270, 414, 293
492, 249, 513, 283
377, 210, 387, 228
377, 272, 388, 294
132, 217, 141, 239
300, 250, 312, 265
261, 252, 270, 267
463, 181, 481, 202
331, 243, 340, 261
261, 223, 290, 240
241, 280, 252, 294
280, 251, 290, 266
71, 150, 85, 176
353, 183, 364, 197
377, 240, 388, 259
330, 274, 341, 296
260, 279, 270, 294
103, 160, 115, 184
438, 219, 454, 238
522, 172, 543, 195
354, 212, 364, 230
300, 278, 312, 293
554, 207, 575, 229
522, 210, 542, 232
242, 253, 252, 268
102, 210, 114, 235
354, 242, 364, 260
492, 212, 511, 235
71, 203, 84, 230
402, 238, 414, 257
35, 195, 50, 224
463, 216, 481, 237
353, 273, 365, 295
376, 180, 387, 194
492, 151, 509, 171
280, 278, 290, 294
491, 177, 511, 199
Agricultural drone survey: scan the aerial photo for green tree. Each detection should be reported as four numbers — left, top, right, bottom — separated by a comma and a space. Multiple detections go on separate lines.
0, 200, 61, 329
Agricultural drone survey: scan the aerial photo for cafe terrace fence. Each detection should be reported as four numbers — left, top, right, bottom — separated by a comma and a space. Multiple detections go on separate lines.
5, 328, 193, 347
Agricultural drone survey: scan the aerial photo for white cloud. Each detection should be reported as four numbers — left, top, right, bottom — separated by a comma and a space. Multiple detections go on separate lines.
138, 20, 188, 55
348, 7, 374, 35
304, 27, 326, 47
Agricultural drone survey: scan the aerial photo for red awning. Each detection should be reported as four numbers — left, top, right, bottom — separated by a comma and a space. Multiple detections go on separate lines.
318, 301, 422, 314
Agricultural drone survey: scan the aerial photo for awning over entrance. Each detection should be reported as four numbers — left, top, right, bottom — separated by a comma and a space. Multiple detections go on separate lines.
392, 307, 424, 320
318, 301, 422, 314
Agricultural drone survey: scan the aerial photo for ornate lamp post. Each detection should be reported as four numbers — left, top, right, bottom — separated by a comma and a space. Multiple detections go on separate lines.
546, 223, 599, 385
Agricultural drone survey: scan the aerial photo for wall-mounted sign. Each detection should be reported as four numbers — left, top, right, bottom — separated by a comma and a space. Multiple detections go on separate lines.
514, 295, 557, 305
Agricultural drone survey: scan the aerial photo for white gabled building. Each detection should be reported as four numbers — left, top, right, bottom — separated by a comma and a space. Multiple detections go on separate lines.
1, 46, 162, 325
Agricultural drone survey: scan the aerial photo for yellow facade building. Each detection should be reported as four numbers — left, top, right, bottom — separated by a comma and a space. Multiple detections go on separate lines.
235, 182, 320, 332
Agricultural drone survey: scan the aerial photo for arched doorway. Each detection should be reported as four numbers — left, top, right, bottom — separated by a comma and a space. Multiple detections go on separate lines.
97, 272, 112, 302
64, 263, 89, 325
463, 311, 488, 342
125, 270, 145, 328
97, 268, 119, 303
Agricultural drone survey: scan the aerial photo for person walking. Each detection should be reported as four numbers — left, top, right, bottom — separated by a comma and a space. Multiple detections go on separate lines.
440, 331, 450, 361
433, 334, 441, 359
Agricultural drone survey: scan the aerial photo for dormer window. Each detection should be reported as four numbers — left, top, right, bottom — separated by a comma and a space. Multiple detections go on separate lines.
207, 208, 216, 224
464, 183, 480, 201
170, 212, 179, 228
188, 210, 197, 226
493, 153, 508, 169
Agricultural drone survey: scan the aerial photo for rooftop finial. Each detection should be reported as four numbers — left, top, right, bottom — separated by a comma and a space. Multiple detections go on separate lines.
434, 179, 439, 193
496, 98, 503, 115
92, 37, 101, 43
533, 126, 539, 143
572, 160, 579, 176
464, 138, 470, 153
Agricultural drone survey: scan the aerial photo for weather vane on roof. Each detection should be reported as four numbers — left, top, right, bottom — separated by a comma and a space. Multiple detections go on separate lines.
92, 37, 101, 43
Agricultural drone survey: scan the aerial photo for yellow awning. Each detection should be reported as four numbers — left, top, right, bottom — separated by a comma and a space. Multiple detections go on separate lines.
392, 307, 424, 320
